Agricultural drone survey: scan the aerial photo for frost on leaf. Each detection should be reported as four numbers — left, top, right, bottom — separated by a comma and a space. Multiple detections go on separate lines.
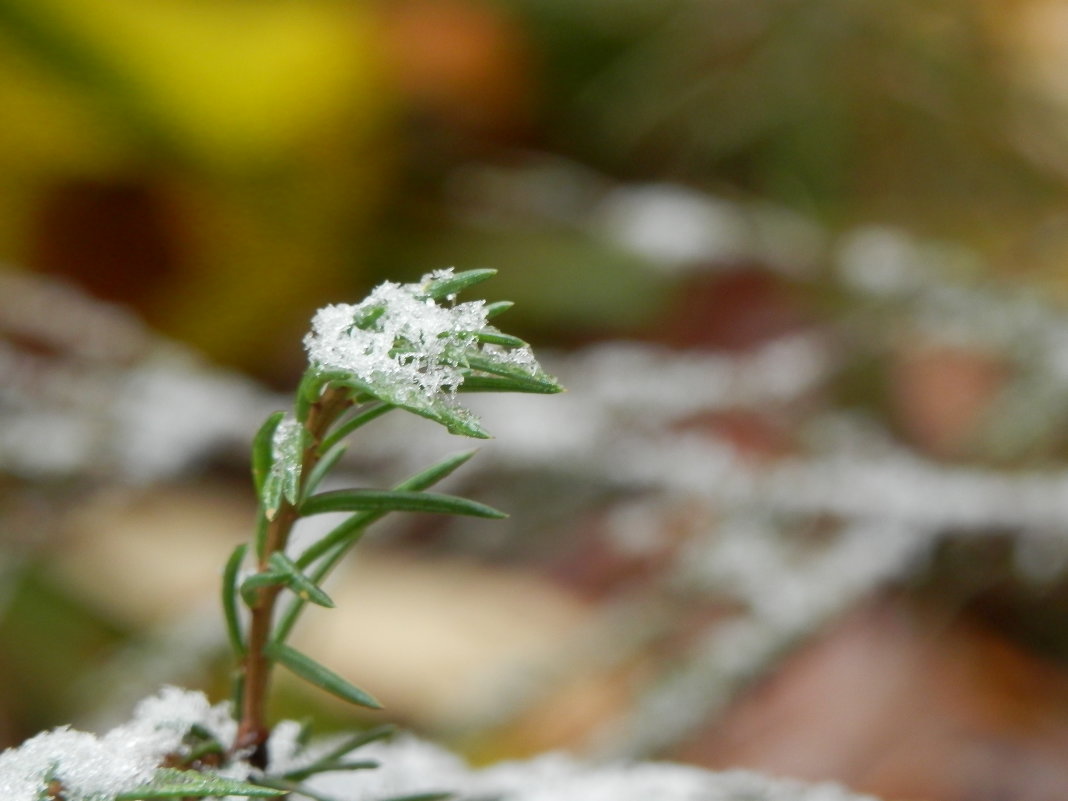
262, 414, 304, 517
302, 269, 555, 437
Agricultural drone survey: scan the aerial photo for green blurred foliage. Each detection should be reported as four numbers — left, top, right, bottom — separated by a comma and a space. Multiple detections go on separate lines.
502, 0, 1063, 228
0, 566, 128, 737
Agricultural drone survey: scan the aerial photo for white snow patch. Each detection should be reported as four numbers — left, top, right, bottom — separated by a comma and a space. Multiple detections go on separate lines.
0, 687, 239, 801
303, 270, 491, 406
269, 413, 305, 504
300, 735, 881, 801
0, 689, 880, 801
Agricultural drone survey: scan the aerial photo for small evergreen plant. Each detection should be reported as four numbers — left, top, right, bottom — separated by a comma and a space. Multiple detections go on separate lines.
3, 269, 561, 801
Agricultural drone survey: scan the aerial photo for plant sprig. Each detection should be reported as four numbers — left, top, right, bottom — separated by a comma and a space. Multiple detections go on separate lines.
215, 269, 560, 793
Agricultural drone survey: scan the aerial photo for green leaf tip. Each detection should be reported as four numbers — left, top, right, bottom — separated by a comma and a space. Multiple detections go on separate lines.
352, 303, 387, 330
300, 489, 507, 520
268, 551, 335, 608
222, 543, 249, 656
251, 411, 286, 497
253, 777, 352, 801
421, 267, 497, 300
266, 641, 383, 709
291, 450, 480, 575
484, 300, 514, 319
282, 759, 379, 782
471, 330, 528, 348
240, 570, 287, 606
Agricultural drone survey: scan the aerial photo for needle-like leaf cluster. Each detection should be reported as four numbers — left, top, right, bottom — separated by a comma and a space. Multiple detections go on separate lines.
201, 269, 558, 799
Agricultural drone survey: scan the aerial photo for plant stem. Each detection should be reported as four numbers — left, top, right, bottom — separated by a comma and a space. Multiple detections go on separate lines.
234, 387, 350, 760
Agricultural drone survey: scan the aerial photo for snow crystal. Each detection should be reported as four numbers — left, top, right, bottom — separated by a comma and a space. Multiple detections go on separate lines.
130, 686, 238, 753
0, 687, 238, 801
268, 413, 305, 506
304, 271, 488, 403
302, 270, 543, 421
0, 726, 149, 801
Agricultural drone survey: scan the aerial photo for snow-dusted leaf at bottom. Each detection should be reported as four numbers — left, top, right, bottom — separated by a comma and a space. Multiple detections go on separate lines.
116, 767, 283, 798
0, 688, 242, 801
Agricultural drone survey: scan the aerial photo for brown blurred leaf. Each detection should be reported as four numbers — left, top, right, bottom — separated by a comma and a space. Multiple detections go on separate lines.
891, 339, 1011, 459
677, 599, 1068, 801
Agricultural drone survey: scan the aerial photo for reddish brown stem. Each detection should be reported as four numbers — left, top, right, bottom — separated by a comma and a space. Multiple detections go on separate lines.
234, 387, 351, 758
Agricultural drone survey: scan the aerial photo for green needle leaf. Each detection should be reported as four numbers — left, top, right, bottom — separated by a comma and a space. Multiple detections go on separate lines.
295, 451, 478, 569
304, 442, 347, 499
325, 375, 490, 439
251, 411, 285, 497
268, 552, 335, 607
449, 329, 527, 348
422, 268, 497, 300
300, 489, 506, 519
319, 724, 397, 761
464, 354, 562, 394
240, 570, 286, 605
352, 303, 387, 330
398, 450, 479, 490
261, 415, 305, 517
186, 738, 225, 763
231, 670, 246, 720
116, 769, 283, 799
473, 330, 528, 348
458, 375, 561, 394
275, 453, 479, 646
282, 759, 379, 782
274, 543, 346, 646
222, 543, 248, 657
281, 724, 396, 781
418, 402, 490, 439
253, 510, 269, 562
253, 777, 338, 801
265, 642, 383, 709
484, 300, 514, 319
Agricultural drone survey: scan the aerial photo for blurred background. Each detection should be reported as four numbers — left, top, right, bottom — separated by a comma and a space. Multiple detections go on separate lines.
5, 1, 1068, 799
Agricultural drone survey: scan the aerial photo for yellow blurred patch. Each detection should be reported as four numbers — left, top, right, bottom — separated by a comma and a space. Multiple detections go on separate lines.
0, 0, 386, 170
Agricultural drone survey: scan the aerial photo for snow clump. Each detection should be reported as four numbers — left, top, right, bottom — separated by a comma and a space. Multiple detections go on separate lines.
0, 687, 240, 801
304, 270, 490, 404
